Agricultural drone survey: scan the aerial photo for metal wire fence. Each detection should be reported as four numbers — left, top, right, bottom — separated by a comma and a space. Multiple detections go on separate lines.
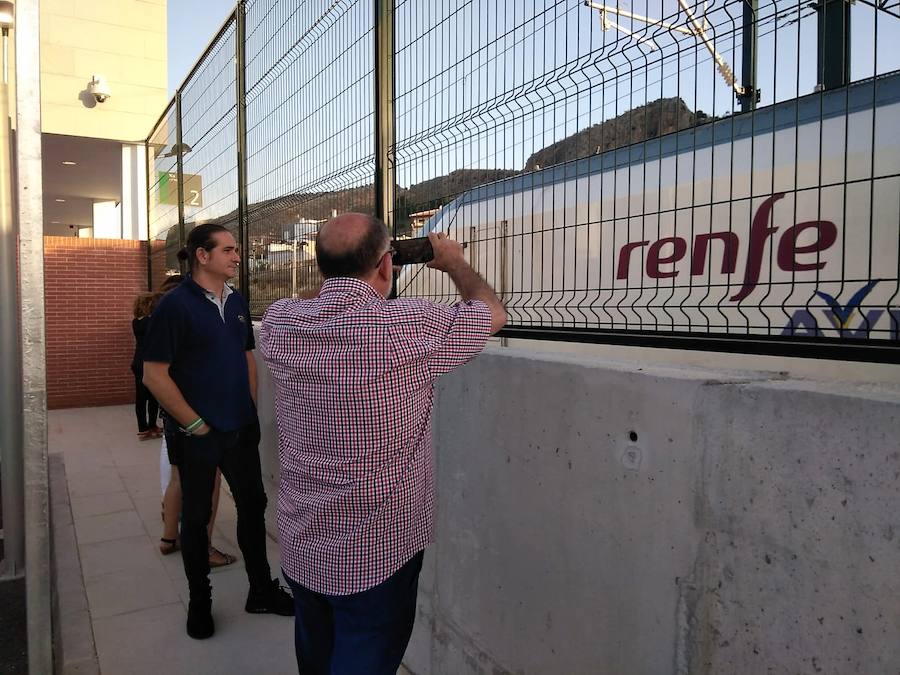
243, 0, 375, 314
146, 0, 900, 361
147, 15, 239, 289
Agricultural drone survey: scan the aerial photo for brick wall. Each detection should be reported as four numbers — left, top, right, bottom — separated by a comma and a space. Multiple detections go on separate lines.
149, 238, 169, 290
44, 237, 149, 409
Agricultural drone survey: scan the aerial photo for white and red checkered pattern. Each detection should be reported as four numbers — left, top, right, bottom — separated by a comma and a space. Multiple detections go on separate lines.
260, 277, 491, 595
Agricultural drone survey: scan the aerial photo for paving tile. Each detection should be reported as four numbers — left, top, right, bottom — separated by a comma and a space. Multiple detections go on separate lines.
56, 457, 117, 478
92, 599, 295, 675
84, 564, 180, 619
63, 656, 101, 675
132, 495, 165, 535
58, 608, 100, 674
188, 566, 295, 673
168, 565, 191, 606
70, 492, 134, 521
52, 500, 74, 530
74, 510, 146, 545
168, 552, 249, 606
66, 470, 127, 499
92, 603, 207, 675
117, 463, 161, 483
78, 535, 163, 582
55, 567, 90, 616
54, 405, 300, 675
112, 446, 162, 468
120, 475, 163, 500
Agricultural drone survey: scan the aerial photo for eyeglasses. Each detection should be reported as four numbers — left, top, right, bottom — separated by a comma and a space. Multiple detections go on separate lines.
374, 247, 395, 269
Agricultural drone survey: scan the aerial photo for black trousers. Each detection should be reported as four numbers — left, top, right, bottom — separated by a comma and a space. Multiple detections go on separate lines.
177, 421, 272, 601
132, 368, 159, 432
283, 552, 424, 675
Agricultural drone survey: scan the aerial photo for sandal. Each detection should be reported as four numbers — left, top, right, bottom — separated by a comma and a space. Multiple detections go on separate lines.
137, 431, 153, 441
159, 537, 180, 555
208, 545, 237, 568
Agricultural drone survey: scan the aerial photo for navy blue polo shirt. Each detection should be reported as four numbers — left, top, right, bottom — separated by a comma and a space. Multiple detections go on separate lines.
143, 275, 256, 432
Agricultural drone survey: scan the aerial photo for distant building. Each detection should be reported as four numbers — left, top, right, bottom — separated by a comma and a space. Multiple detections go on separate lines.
267, 240, 315, 267
283, 218, 325, 244
409, 208, 439, 235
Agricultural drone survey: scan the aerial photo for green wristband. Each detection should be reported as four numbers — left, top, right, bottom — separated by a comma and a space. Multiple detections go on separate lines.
185, 417, 204, 433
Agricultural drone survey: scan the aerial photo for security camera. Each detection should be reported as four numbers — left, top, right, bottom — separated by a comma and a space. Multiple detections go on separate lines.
88, 75, 111, 103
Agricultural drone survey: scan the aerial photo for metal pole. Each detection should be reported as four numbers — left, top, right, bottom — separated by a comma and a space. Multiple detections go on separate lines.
817, 0, 850, 91
175, 92, 186, 272
500, 220, 509, 348
0, 22, 24, 579
739, 0, 758, 111
292, 238, 298, 298
235, 5, 250, 297
374, 0, 395, 234
145, 140, 153, 290
16, 0, 53, 671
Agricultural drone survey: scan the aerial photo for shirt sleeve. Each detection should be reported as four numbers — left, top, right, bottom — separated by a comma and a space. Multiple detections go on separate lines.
419, 299, 492, 378
141, 296, 182, 364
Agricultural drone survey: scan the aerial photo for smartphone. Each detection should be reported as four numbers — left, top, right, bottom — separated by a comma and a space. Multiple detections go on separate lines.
391, 237, 434, 266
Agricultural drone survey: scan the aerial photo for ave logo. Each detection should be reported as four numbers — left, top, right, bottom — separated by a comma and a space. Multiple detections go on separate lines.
782, 280, 899, 339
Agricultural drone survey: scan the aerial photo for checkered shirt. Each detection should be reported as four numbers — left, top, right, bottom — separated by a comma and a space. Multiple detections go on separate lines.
260, 277, 491, 595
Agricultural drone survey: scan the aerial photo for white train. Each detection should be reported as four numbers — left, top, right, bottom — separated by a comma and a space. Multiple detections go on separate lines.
399, 72, 900, 342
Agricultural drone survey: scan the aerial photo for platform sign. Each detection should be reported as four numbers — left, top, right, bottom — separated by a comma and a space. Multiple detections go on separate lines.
158, 171, 203, 207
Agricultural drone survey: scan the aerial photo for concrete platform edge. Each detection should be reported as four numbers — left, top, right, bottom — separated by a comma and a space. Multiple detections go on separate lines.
49, 453, 100, 675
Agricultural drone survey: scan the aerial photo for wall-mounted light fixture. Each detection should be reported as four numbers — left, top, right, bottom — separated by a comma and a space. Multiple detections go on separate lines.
162, 142, 192, 158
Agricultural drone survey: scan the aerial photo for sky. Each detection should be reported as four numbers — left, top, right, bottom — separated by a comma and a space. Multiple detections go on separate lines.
168, 0, 236, 96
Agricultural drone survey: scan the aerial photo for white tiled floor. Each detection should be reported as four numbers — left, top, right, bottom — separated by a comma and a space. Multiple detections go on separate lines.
51, 405, 297, 675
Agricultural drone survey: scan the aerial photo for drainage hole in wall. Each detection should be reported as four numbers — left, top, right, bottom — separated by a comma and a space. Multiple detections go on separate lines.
629, 430, 638, 442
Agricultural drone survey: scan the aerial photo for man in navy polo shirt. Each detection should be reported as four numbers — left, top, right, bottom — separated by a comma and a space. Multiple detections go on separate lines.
143, 223, 293, 640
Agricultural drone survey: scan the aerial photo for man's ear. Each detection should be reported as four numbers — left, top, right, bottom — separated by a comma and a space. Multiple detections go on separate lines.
377, 251, 393, 283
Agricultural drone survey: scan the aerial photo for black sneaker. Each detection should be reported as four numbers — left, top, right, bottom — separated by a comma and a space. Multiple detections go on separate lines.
245, 579, 294, 616
186, 599, 215, 639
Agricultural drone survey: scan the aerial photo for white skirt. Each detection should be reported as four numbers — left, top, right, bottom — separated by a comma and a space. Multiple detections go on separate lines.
159, 435, 171, 495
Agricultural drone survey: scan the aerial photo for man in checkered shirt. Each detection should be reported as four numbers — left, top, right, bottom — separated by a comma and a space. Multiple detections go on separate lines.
260, 213, 506, 675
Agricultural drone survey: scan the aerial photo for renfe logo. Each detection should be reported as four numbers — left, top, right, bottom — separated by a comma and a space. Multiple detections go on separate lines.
615, 193, 839, 302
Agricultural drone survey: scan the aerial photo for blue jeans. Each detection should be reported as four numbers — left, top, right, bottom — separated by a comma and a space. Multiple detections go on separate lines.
283, 551, 424, 675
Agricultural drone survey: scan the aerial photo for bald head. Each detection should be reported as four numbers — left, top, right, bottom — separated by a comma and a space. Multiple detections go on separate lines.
315, 212, 390, 279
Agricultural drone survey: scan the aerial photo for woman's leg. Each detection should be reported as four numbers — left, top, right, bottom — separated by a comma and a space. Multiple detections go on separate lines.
147, 395, 160, 434
160, 465, 181, 549
134, 373, 149, 433
208, 470, 222, 539
207, 470, 236, 567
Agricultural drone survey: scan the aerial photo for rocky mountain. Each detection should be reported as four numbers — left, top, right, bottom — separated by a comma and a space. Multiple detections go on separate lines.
172, 96, 705, 252
524, 97, 706, 171
400, 168, 521, 212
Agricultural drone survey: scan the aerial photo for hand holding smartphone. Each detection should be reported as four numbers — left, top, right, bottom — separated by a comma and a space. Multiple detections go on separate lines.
391, 236, 467, 266
391, 237, 434, 265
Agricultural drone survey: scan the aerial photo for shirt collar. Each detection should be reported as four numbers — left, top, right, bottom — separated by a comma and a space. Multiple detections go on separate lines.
318, 277, 382, 302
184, 274, 234, 303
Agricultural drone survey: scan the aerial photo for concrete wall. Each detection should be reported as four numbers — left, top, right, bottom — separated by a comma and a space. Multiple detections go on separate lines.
252, 345, 900, 674
508, 338, 900, 386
